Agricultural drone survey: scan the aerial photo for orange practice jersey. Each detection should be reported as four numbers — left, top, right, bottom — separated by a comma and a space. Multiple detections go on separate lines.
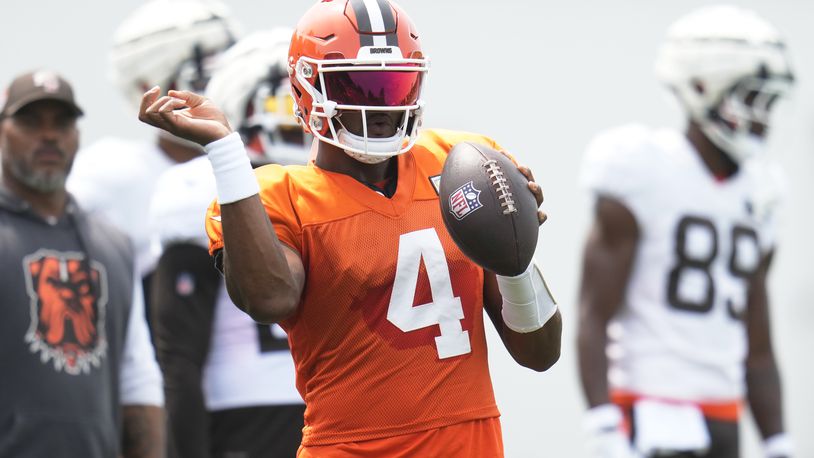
206, 129, 503, 446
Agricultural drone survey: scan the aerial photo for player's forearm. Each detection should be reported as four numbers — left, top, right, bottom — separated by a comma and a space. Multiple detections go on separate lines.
122, 405, 165, 458
577, 312, 612, 408
746, 352, 785, 439
503, 309, 562, 371
487, 262, 561, 371
202, 132, 300, 323
221, 197, 300, 323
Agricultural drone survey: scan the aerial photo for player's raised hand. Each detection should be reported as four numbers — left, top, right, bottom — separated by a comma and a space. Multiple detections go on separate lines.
138, 86, 233, 146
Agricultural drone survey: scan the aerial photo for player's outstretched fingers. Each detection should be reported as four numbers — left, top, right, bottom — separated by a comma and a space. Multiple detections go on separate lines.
157, 98, 188, 120
158, 97, 186, 113
144, 95, 172, 115
145, 95, 182, 131
538, 210, 548, 226
138, 86, 160, 120
140, 95, 171, 130
156, 98, 190, 129
518, 165, 536, 183
168, 90, 206, 108
527, 180, 544, 207
138, 87, 166, 128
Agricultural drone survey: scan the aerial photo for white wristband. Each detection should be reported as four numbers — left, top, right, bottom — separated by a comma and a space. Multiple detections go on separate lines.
583, 404, 624, 433
496, 260, 557, 333
205, 132, 260, 204
764, 433, 793, 458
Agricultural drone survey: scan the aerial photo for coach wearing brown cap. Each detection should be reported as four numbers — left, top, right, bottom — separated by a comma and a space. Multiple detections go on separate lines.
0, 70, 165, 458
1, 70, 83, 116
0, 71, 86, 207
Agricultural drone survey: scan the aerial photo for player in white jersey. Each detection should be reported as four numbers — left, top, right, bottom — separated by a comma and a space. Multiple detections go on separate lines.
577, 6, 795, 458
148, 30, 309, 458
67, 0, 240, 320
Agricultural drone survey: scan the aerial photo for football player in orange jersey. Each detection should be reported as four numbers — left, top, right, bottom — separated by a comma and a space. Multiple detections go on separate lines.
137, 1, 562, 456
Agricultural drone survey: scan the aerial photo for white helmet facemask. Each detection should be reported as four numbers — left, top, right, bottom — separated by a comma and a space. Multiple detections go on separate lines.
173, 45, 224, 93
244, 75, 309, 165
654, 5, 795, 163
700, 76, 792, 163
333, 109, 416, 164
294, 47, 429, 164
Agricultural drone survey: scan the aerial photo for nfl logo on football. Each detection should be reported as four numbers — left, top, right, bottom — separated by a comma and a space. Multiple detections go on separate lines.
449, 181, 483, 220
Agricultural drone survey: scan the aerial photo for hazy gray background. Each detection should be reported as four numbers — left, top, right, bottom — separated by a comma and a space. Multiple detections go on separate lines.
2, 1, 811, 456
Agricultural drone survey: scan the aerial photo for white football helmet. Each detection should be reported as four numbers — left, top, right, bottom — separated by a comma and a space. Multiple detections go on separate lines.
205, 29, 310, 166
655, 5, 794, 163
110, 0, 241, 111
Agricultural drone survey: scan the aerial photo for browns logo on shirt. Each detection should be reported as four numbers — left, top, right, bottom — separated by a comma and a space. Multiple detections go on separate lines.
23, 249, 108, 375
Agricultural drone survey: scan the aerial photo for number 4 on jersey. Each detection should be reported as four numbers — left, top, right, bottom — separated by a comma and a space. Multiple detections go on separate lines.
387, 228, 472, 359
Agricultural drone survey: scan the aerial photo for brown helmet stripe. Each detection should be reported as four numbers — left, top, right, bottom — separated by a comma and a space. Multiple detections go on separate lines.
375, 0, 399, 46
350, 0, 375, 47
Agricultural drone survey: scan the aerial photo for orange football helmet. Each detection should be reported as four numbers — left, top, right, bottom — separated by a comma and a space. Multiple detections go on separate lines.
288, 0, 429, 163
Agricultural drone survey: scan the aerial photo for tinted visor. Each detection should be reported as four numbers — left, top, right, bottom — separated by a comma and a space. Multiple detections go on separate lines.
323, 71, 422, 107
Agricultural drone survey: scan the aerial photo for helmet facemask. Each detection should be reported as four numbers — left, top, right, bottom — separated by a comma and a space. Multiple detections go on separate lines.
243, 77, 310, 166
699, 75, 793, 163
294, 51, 429, 164
156, 46, 227, 152
172, 44, 229, 94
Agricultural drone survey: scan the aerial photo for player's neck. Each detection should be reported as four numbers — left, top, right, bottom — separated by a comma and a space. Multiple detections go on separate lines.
685, 122, 739, 180
158, 136, 204, 164
315, 141, 397, 184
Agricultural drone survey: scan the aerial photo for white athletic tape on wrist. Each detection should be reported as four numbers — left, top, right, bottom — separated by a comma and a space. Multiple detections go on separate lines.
583, 404, 624, 433
497, 260, 557, 333
763, 433, 793, 458
205, 132, 260, 204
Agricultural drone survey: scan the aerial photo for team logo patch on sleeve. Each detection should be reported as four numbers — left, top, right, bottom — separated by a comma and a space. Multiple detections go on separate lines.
175, 271, 195, 296
22, 249, 108, 375
428, 175, 441, 195
449, 181, 483, 220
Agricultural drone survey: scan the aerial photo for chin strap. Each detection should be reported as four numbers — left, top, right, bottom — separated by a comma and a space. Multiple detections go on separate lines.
336, 128, 403, 164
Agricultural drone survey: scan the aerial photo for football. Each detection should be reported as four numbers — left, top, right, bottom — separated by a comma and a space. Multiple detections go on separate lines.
439, 142, 539, 277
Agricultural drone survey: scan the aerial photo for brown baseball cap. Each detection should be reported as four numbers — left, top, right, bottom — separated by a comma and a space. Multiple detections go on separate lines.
0, 70, 84, 118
